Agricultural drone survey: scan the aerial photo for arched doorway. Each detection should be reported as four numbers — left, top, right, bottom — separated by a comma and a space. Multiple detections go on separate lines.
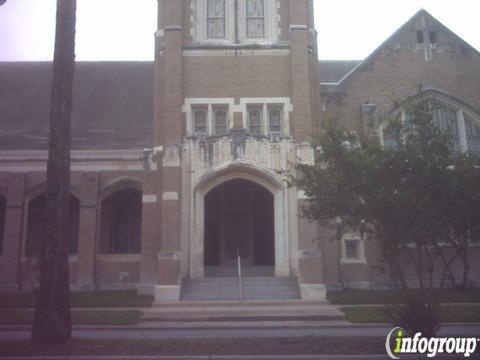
190, 164, 291, 278
204, 179, 274, 268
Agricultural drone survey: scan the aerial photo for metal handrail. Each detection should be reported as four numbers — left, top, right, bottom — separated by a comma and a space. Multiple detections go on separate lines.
236, 248, 242, 300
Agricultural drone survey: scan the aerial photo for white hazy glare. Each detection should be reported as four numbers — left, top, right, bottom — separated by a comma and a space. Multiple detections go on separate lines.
0, 0, 479, 61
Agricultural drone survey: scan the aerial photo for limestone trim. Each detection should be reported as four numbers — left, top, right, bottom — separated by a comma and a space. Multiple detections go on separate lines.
182, 48, 290, 56
142, 194, 158, 203
189, 161, 290, 278
96, 254, 141, 262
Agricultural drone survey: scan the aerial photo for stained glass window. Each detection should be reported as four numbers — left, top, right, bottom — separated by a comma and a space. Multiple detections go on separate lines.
207, 0, 226, 38
246, 0, 264, 38
268, 107, 281, 133
249, 108, 262, 135
194, 109, 207, 134
465, 117, 480, 155
433, 104, 460, 150
214, 109, 228, 135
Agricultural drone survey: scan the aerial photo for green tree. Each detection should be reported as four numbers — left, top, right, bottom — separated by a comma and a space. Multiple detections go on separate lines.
31, 0, 77, 343
294, 93, 480, 336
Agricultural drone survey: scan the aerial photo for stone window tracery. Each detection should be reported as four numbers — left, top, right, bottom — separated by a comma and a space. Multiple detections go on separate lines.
268, 106, 282, 134
195, 0, 277, 44
193, 108, 208, 134
380, 96, 480, 156
248, 107, 263, 135
246, 0, 265, 38
207, 0, 226, 38
214, 108, 228, 135
465, 116, 480, 154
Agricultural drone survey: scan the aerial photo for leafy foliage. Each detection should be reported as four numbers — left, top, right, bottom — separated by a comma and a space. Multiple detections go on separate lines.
294, 93, 480, 335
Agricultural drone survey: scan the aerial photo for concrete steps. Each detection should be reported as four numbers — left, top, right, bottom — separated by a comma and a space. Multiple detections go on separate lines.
180, 276, 301, 301
205, 266, 274, 277
142, 301, 345, 323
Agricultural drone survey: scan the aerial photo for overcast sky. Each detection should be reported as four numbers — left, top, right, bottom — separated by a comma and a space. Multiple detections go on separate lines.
0, 0, 479, 61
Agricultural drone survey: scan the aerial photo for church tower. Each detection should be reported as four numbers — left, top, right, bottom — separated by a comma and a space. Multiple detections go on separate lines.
145, 0, 325, 301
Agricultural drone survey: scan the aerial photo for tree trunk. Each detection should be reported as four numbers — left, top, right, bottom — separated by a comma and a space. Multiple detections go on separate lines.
31, 0, 76, 343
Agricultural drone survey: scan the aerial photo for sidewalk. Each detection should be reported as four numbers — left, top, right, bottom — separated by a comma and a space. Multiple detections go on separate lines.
1, 323, 479, 340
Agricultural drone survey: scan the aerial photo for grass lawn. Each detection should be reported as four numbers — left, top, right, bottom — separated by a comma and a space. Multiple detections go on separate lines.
0, 290, 153, 308
0, 309, 142, 326
328, 289, 480, 305
0, 337, 386, 356
341, 304, 480, 323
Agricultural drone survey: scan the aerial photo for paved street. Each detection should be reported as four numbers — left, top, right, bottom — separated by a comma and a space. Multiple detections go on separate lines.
1, 354, 480, 360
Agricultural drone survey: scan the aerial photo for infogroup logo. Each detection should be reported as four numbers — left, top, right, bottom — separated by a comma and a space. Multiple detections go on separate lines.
385, 327, 479, 359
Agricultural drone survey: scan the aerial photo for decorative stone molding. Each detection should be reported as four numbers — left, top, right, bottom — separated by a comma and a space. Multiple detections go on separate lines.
162, 146, 180, 167
162, 192, 179, 201
142, 194, 158, 203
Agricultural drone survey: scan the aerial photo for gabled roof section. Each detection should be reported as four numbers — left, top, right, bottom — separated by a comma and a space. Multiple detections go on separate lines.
318, 60, 361, 84
325, 9, 480, 86
0, 61, 154, 150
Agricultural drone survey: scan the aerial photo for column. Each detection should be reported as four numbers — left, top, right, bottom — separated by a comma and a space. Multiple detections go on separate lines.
75, 172, 99, 290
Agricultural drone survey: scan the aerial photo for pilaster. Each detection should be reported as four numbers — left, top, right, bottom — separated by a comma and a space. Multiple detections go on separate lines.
0, 173, 26, 291
75, 172, 99, 290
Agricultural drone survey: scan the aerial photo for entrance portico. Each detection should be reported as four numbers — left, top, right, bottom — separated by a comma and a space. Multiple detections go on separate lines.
189, 163, 293, 279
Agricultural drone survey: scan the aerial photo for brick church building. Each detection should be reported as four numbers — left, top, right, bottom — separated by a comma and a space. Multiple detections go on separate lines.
0, 1, 479, 301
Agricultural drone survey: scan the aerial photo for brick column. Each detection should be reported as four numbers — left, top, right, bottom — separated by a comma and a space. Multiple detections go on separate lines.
75, 172, 99, 290
152, 0, 184, 302
0, 173, 26, 292
139, 170, 160, 294
289, 0, 315, 142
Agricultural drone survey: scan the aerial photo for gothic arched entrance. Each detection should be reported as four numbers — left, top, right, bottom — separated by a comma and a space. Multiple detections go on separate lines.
189, 164, 291, 278
204, 179, 274, 269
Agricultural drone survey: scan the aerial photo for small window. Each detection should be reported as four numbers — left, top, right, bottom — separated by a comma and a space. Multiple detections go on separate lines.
0, 196, 5, 254
341, 233, 366, 264
416, 30, 424, 44
345, 239, 359, 259
248, 107, 262, 135
214, 108, 228, 135
268, 107, 282, 134
246, 0, 265, 38
429, 31, 436, 44
193, 108, 208, 134
207, 0, 226, 38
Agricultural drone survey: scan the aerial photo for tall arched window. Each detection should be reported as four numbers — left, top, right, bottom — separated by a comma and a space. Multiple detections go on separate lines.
99, 188, 142, 254
381, 92, 480, 155
25, 194, 80, 257
0, 196, 6, 254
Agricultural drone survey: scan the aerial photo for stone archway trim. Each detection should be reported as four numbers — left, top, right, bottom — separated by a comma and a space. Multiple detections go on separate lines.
190, 162, 290, 278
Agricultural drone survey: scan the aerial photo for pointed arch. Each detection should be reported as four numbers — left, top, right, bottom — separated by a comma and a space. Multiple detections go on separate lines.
380, 89, 480, 154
